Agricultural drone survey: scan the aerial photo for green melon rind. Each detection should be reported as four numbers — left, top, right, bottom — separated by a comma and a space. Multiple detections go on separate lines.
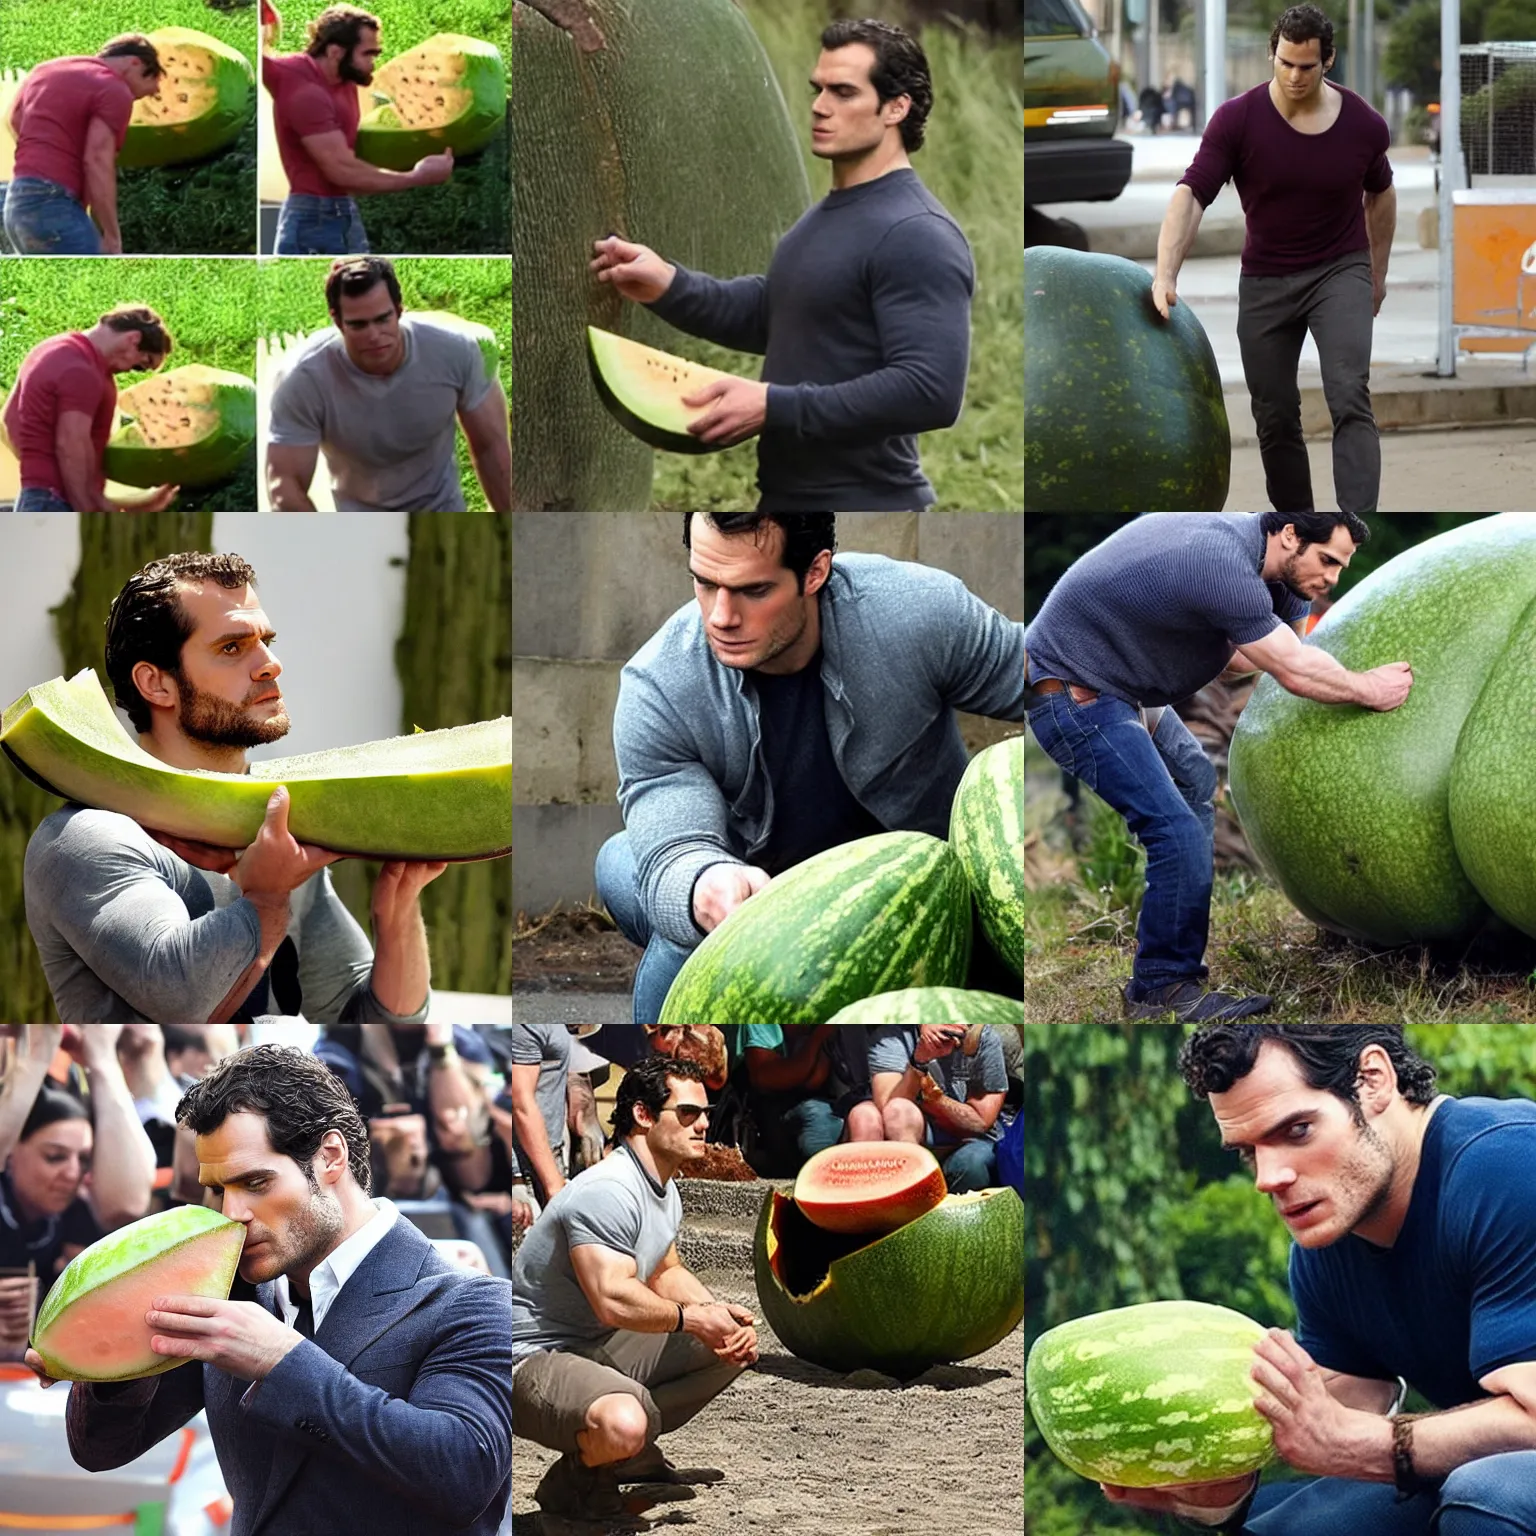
119, 27, 255, 170
356, 33, 507, 172
826, 987, 1023, 1025
950, 737, 1025, 978
102, 366, 257, 489
1, 669, 513, 860
586, 326, 729, 457
1024, 246, 1230, 513
31, 1205, 245, 1382
754, 1187, 1024, 1378
658, 832, 974, 1025
1229, 514, 1536, 944
1026, 1300, 1275, 1489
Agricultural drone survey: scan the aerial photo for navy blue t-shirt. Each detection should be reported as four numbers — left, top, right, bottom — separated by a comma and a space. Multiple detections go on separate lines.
1290, 1096, 1536, 1409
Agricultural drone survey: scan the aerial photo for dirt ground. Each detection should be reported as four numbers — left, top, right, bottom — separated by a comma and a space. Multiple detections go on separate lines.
514, 909, 638, 993
511, 1273, 1025, 1536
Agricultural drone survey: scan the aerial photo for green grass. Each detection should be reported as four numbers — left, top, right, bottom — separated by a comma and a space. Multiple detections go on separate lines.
256, 255, 510, 509
1025, 759, 1536, 1023
649, 1, 1023, 513
0, 257, 257, 509
0, 1, 258, 255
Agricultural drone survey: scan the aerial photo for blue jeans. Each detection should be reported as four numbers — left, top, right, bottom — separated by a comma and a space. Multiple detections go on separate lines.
1247, 1452, 1536, 1534
14, 486, 76, 512
3, 177, 101, 255
274, 194, 368, 255
933, 1135, 997, 1193
594, 831, 695, 1025
1027, 690, 1216, 993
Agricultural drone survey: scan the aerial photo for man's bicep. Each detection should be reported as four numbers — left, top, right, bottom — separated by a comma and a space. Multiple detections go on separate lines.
298, 128, 352, 178
1238, 620, 1305, 678
266, 440, 318, 491
83, 114, 118, 160
509, 1062, 542, 1111
569, 1241, 640, 1303
458, 379, 506, 447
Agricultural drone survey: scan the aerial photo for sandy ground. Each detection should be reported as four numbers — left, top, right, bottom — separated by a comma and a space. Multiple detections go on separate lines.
511, 1273, 1025, 1536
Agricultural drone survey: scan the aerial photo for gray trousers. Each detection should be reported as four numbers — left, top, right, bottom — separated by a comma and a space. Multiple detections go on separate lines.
1237, 251, 1378, 515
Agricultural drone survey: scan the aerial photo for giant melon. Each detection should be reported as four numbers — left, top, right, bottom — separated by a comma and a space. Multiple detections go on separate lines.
1027, 1300, 1274, 1488
950, 737, 1025, 979
1025, 246, 1230, 512
31, 1205, 246, 1382
1, 668, 513, 860
356, 33, 506, 171
513, 0, 811, 510
587, 327, 738, 454
120, 28, 255, 169
827, 988, 1024, 1025
755, 1185, 1024, 1377
658, 832, 973, 1025
1229, 514, 1536, 944
102, 365, 256, 489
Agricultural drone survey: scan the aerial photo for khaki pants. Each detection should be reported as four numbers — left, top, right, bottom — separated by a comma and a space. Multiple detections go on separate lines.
512, 1330, 746, 1454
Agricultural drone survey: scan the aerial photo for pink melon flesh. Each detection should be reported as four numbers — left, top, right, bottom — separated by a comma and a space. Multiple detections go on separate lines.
32, 1206, 246, 1381
792, 1140, 948, 1236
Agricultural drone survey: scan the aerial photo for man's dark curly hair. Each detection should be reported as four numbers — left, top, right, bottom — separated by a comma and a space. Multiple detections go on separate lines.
177, 1044, 372, 1195
611, 1056, 707, 1141
821, 18, 933, 153
682, 512, 837, 594
1179, 1024, 1437, 1110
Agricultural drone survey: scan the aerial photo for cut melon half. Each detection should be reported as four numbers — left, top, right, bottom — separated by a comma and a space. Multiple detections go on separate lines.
1, 668, 512, 859
792, 1140, 947, 1236
587, 326, 742, 456
31, 1205, 246, 1381
120, 27, 255, 169
103, 365, 256, 489
356, 33, 507, 171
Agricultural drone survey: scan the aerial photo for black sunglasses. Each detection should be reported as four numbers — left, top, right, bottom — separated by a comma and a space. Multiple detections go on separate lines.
658, 1102, 710, 1127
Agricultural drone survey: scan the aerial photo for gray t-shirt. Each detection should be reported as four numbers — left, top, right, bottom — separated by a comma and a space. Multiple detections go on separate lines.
508, 1024, 571, 1183
1024, 513, 1310, 707
867, 1027, 1010, 1144
268, 314, 491, 511
22, 805, 429, 1025
510, 1142, 682, 1369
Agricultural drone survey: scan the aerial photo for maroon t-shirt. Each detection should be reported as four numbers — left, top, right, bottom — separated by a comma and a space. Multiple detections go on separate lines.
261, 52, 360, 198
1178, 83, 1393, 276
3, 332, 116, 501
11, 57, 135, 201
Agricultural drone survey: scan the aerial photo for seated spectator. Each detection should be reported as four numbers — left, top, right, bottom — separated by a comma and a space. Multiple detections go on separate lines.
740, 1026, 843, 1176
860, 1026, 1008, 1192
1138, 84, 1164, 133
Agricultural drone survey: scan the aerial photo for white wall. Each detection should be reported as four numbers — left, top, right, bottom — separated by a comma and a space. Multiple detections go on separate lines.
0, 514, 409, 759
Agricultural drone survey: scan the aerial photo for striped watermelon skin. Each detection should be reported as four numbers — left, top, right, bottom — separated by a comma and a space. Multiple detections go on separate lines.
1027, 1301, 1273, 1488
659, 831, 973, 1025
828, 987, 1023, 1025
950, 738, 1024, 979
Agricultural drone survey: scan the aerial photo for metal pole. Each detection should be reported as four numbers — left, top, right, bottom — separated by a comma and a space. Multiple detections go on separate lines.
1362, 0, 1375, 106
1346, 0, 1359, 94
1438, 0, 1460, 375
1202, 0, 1226, 129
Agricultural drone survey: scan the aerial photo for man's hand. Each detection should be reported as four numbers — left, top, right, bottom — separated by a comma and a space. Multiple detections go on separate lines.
685, 1301, 759, 1364
410, 149, 454, 186
22, 1348, 60, 1389
1372, 273, 1388, 317
589, 236, 677, 304
511, 1184, 540, 1231
692, 862, 770, 934
231, 788, 345, 904
913, 1025, 964, 1065
100, 232, 124, 256
144, 1295, 306, 1383
1102, 1471, 1259, 1517
1151, 274, 1178, 320
1251, 1327, 1380, 1478
1359, 661, 1413, 712
683, 377, 768, 447
371, 859, 449, 930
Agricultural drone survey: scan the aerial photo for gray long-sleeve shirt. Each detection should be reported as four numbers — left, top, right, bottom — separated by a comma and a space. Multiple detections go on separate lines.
613, 552, 1026, 950
648, 167, 974, 512
23, 805, 430, 1025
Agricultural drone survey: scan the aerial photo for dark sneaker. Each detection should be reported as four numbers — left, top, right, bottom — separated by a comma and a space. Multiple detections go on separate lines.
534, 1453, 629, 1521
1122, 980, 1273, 1021
609, 1447, 725, 1486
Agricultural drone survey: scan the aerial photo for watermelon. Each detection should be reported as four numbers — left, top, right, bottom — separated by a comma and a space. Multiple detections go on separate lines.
587, 327, 736, 455
1027, 1300, 1274, 1488
950, 737, 1025, 979
102, 365, 256, 489
827, 988, 1023, 1025
31, 1205, 246, 1381
792, 1141, 947, 1236
1, 668, 512, 861
1229, 514, 1536, 944
1025, 246, 1230, 512
658, 832, 973, 1025
755, 1185, 1024, 1377
355, 34, 507, 171
512, 0, 810, 510
119, 28, 255, 170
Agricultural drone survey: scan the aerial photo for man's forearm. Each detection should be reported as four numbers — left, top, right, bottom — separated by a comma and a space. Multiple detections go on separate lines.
1275, 646, 1375, 705
1365, 189, 1397, 279
1155, 185, 1204, 285
82, 155, 120, 243
1349, 1397, 1536, 1481
325, 158, 423, 195
594, 1273, 701, 1332
59, 453, 107, 514
650, 1263, 716, 1307
268, 475, 317, 512
369, 908, 430, 1016
511, 1101, 565, 1198
208, 896, 289, 1024
468, 432, 511, 513
922, 1092, 991, 1139
81, 1055, 155, 1223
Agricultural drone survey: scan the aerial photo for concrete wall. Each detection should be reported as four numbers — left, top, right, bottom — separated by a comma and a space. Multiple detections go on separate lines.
511, 512, 1023, 914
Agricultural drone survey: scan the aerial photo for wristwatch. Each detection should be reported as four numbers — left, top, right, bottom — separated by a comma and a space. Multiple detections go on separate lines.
428, 1043, 458, 1067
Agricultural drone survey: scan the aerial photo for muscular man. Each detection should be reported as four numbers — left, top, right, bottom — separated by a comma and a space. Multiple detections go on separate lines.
262, 5, 452, 255
266, 256, 510, 511
1153, 5, 1396, 516
22, 551, 447, 1023
591, 19, 973, 512
2, 306, 177, 512
1026, 512, 1413, 1021
3, 34, 163, 255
